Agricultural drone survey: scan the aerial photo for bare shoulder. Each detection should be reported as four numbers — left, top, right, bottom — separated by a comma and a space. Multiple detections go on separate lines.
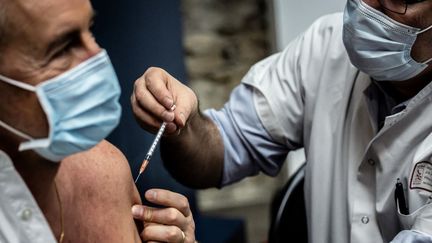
57, 140, 142, 242
62, 140, 129, 181
60, 140, 139, 202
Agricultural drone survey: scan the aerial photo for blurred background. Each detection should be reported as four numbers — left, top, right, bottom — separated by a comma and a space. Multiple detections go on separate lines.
91, 0, 344, 242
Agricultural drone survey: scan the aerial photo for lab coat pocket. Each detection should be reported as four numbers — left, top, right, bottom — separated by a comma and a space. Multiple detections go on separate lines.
396, 202, 431, 230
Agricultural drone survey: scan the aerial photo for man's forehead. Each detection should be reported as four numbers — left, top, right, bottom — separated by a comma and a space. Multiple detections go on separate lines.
12, 0, 93, 32
13, 0, 92, 15
4, 0, 94, 54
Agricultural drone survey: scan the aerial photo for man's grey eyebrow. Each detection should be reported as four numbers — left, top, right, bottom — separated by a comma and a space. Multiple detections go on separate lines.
45, 11, 95, 57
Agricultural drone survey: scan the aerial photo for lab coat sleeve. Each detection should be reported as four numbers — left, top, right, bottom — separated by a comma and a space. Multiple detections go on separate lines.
391, 230, 432, 243
241, 13, 346, 147
240, 38, 306, 147
205, 84, 290, 186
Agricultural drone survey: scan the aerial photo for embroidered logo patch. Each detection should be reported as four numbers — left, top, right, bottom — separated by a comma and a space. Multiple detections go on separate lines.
410, 161, 432, 192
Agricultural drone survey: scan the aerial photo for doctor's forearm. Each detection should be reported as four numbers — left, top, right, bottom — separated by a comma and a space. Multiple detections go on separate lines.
161, 111, 224, 189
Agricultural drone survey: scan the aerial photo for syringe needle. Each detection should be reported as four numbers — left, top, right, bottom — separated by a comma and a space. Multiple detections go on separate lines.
134, 172, 142, 184
135, 168, 142, 184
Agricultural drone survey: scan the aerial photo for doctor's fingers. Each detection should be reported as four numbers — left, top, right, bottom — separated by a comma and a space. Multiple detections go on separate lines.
134, 205, 192, 230
170, 85, 198, 129
145, 189, 192, 217
135, 67, 177, 110
141, 224, 195, 243
132, 74, 175, 122
139, 67, 198, 130
131, 92, 178, 134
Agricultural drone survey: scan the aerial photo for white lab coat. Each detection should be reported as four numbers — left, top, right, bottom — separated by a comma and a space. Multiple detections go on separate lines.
0, 150, 56, 243
216, 13, 432, 242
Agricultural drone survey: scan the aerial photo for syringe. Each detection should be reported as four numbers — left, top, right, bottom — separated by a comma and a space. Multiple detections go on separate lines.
134, 105, 176, 184
134, 122, 167, 183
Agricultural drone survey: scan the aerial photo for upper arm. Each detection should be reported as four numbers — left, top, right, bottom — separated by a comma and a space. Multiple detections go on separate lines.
59, 140, 141, 242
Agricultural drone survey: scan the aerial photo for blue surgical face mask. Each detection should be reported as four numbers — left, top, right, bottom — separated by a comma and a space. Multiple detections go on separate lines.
0, 50, 121, 162
343, 0, 432, 81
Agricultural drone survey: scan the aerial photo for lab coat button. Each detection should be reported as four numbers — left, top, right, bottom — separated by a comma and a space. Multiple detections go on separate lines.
361, 216, 369, 224
20, 208, 32, 221
368, 159, 375, 166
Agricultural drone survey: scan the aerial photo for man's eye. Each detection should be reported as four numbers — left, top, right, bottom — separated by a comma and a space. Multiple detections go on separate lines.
54, 46, 71, 58
53, 38, 80, 59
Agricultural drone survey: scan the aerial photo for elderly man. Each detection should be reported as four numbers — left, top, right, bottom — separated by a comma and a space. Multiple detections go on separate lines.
132, 0, 432, 242
0, 0, 195, 242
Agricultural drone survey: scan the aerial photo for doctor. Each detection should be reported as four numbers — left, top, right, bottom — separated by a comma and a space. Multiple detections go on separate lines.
132, 0, 432, 242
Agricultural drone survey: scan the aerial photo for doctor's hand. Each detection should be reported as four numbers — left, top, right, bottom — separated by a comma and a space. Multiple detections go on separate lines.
132, 189, 196, 243
131, 67, 198, 135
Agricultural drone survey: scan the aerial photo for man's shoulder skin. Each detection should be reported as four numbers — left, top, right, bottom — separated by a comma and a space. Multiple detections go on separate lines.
57, 140, 142, 242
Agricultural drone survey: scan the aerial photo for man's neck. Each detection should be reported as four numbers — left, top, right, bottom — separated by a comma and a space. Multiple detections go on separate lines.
0, 135, 60, 216
16, 153, 60, 212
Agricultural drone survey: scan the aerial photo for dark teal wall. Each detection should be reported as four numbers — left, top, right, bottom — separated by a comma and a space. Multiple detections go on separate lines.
90, 0, 193, 200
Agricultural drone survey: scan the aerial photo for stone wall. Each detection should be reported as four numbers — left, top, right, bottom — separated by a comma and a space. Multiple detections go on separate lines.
182, 0, 271, 109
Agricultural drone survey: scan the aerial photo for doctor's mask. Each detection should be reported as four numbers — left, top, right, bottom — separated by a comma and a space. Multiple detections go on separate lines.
343, 0, 432, 81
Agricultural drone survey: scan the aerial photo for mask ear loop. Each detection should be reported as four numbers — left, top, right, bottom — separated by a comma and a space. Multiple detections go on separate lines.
416, 25, 432, 65
0, 120, 33, 141
0, 74, 38, 147
417, 24, 432, 35
0, 74, 37, 92
422, 57, 432, 65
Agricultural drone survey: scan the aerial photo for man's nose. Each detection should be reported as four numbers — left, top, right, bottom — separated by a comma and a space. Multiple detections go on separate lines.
81, 32, 102, 60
